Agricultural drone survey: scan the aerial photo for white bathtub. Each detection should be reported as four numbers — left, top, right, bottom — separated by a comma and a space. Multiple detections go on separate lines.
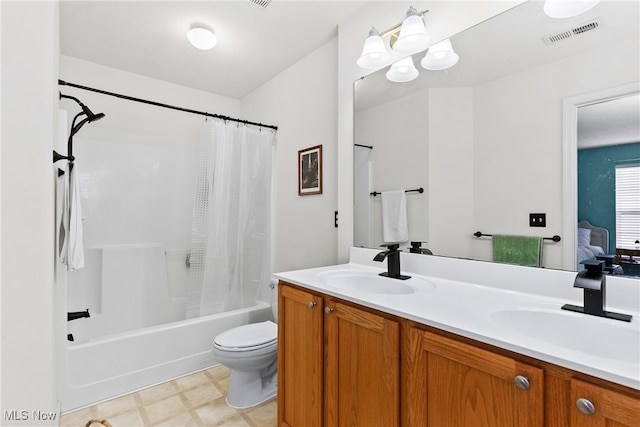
59, 300, 272, 412
58, 244, 274, 412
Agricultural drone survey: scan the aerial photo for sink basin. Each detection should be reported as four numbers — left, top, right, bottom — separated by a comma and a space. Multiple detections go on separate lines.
316, 269, 434, 295
491, 308, 639, 364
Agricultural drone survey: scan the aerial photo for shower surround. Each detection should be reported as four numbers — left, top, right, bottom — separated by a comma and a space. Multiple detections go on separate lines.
57, 135, 272, 412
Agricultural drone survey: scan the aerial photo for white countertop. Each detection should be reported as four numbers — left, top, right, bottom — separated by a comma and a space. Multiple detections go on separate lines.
274, 247, 640, 390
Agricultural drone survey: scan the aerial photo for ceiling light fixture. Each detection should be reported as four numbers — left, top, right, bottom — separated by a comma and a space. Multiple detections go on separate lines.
187, 26, 217, 50
543, 0, 602, 18
420, 38, 459, 71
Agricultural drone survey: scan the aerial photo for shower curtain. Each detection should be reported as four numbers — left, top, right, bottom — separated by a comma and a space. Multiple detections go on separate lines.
186, 119, 276, 318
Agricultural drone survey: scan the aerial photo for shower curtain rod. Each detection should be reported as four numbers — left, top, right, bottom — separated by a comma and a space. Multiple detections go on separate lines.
58, 79, 278, 131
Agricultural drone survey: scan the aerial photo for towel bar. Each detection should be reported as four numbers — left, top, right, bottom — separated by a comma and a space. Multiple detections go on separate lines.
370, 188, 423, 197
473, 231, 561, 242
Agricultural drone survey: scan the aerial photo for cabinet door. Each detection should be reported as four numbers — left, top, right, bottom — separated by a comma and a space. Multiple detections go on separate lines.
407, 327, 544, 427
570, 378, 640, 427
278, 284, 324, 427
324, 300, 399, 427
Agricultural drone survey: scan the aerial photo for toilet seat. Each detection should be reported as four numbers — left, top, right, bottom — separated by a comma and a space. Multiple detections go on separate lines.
213, 320, 277, 352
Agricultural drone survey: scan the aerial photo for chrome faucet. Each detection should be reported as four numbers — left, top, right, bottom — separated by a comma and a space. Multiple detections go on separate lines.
373, 244, 411, 280
561, 260, 631, 322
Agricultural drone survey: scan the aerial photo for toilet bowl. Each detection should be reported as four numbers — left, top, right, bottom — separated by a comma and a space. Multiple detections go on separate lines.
212, 320, 278, 408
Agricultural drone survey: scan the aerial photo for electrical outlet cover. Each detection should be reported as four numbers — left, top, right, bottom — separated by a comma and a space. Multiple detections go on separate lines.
529, 213, 546, 227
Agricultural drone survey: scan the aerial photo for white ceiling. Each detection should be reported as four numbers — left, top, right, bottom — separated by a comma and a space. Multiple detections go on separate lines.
60, 1, 367, 99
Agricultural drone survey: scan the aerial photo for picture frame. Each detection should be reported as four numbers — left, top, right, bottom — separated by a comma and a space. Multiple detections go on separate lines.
298, 145, 323, 196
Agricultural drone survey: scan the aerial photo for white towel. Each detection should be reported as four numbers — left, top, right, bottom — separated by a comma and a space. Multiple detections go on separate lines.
58, 163, 85, 270
381, 190, 408, 243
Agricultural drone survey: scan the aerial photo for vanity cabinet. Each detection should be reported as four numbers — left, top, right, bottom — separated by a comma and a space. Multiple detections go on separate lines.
404, 327, 544, 426
278, 283, 323, 427
279, 282, 640, 427
278, 282, 400, 427
569, 378, 640, 427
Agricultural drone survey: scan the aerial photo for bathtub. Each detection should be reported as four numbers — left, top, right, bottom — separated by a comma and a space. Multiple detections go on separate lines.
58, 245, 273, 412
59, 300, 272, 412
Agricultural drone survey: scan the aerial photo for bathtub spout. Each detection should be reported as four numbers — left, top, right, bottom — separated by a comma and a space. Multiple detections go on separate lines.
68, 309, 90, 321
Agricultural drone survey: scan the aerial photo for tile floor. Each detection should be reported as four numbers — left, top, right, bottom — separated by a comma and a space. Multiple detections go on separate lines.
59, 365, 276, 427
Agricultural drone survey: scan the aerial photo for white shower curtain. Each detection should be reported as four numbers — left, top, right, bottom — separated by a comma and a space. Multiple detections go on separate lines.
186, 119, 276, 318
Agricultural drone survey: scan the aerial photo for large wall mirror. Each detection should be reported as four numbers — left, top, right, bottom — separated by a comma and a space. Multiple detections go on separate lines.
354, 0, 639, 272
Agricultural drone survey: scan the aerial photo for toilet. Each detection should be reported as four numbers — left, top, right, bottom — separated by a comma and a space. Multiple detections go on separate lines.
211, 285, 278, 408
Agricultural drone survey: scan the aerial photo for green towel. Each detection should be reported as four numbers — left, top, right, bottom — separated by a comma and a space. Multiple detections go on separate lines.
492, 234, 543, 267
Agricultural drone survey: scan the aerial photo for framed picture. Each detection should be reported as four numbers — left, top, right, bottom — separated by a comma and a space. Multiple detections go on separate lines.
298, 145, 323, 196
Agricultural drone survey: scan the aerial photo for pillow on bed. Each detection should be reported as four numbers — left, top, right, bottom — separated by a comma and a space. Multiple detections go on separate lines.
578, 228, 591, 246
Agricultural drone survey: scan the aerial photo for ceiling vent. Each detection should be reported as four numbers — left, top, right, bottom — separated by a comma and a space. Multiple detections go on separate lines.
542, 18, 602, 45
249, 0, 271, 8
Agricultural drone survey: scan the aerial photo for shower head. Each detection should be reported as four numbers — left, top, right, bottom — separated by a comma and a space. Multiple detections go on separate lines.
87, 111, 105, 123
57, 91, 107, 162
60, 92, 106, 123
80, 104, 105, 123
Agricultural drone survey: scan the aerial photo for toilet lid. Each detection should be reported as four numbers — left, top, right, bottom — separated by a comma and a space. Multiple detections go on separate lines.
214, 320, 277, 350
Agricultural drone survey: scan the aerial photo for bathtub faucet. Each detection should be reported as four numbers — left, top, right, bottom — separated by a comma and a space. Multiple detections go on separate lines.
68, 309, 90, 321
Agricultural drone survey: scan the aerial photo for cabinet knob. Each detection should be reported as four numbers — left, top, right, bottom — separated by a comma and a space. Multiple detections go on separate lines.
324, 307, 334, 314
576, 398, 596, 416
307, 301, 317, 309
514, 375, 530, 391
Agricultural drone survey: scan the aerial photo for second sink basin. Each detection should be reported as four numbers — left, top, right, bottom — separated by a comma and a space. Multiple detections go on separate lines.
316, 269, 435, 295
491, 308, 639, 364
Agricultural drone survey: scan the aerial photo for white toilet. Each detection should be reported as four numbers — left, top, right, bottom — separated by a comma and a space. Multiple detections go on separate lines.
211, 285, 278, 408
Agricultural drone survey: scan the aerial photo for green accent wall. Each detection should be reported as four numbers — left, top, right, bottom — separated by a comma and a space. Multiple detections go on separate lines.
577, 142, 640, 254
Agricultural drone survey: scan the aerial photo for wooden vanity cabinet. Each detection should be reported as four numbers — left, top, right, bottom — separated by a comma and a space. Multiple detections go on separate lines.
278, 283, 324, 427
569, 378, 640, 427
278, 282, 400, 427
404, 326, 544, 427
279, 282, 640, 427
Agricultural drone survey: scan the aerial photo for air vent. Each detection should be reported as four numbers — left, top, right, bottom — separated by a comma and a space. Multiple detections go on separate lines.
542, 18, 602, 45
249, 0, 271, 8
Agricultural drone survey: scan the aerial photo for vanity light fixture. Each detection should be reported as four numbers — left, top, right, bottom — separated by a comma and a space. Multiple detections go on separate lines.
357, 28, 391, 69
187, 26, 217, 50
420, 38, 459, 70
386, 56, 419, 83
393, 6, 431, 54
543, 0, 602, 18
356, 6, 429, 70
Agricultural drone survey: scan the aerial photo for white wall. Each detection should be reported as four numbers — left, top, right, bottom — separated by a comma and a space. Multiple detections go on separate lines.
59, 55, 240, 151
472, 35, 640, 268
355, 90, 430, 248
242, 39, 339, 273
1, 1, 59, 425
355, 87, 475, 257
428, 88, 475, 258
